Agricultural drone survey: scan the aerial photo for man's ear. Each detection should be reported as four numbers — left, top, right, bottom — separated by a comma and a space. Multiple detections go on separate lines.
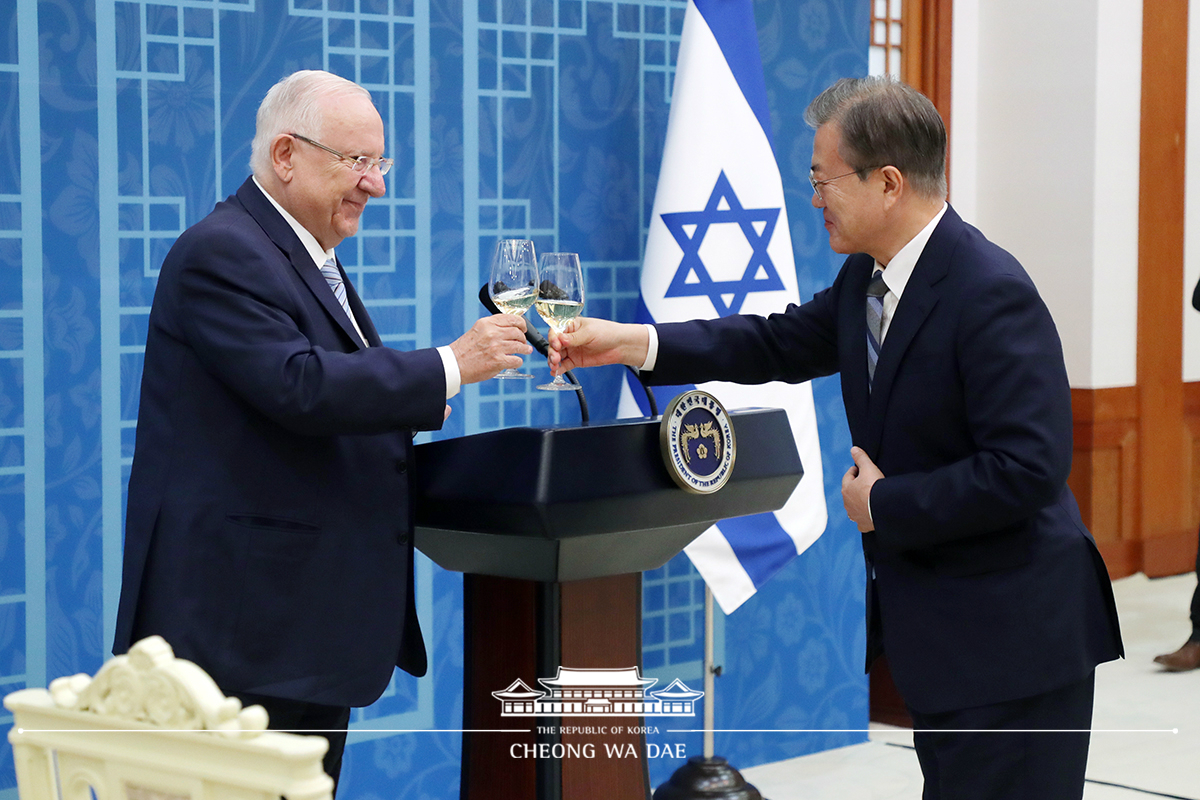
879, 165, 904, 207
271, 134, 296, 183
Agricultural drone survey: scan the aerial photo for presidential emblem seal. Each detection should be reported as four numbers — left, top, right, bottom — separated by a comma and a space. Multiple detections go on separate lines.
660, 390, 736, 494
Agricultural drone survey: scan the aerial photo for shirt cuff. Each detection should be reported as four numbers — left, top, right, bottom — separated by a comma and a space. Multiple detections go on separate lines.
437, 345, 461, 400
640, 324, 659, 372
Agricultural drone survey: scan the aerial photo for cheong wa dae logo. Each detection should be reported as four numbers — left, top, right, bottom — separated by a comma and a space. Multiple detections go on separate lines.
492, 667, 703, 717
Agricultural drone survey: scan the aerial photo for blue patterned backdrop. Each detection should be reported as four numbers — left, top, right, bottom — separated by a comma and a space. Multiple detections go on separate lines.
0, 0, 868, 796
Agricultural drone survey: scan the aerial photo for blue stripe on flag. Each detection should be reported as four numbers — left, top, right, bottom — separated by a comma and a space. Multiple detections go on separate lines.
716, 512, 798, 589
692, 0, 773, 145
629, 230, 799, 592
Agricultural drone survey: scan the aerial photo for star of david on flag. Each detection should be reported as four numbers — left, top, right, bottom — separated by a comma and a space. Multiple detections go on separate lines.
662, 171, 786, 315
620, 0, 827, 614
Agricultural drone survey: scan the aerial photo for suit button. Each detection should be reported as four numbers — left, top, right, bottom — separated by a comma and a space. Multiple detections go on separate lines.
396, 460, 408, 473
396, 530, 409, 545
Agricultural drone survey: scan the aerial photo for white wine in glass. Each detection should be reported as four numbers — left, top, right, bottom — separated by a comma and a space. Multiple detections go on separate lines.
535, 252, 584, 391
488, 238, 538, 379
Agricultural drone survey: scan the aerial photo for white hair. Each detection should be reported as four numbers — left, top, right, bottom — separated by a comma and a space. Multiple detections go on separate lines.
249, 70, 372, 180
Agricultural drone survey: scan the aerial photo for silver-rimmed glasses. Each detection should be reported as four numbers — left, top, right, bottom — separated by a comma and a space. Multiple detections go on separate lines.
809, 167, 878, 201
289, 133, 394, 176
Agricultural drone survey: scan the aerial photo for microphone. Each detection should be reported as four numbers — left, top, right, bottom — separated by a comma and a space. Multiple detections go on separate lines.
478, 283, 549, 355
479, 283, 589, 422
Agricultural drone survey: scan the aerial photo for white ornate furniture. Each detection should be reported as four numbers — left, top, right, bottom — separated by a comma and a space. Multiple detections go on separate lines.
4, 636, 333, 800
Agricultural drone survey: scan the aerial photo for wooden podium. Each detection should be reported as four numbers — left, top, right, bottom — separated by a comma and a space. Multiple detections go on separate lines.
413, 409, 803, 800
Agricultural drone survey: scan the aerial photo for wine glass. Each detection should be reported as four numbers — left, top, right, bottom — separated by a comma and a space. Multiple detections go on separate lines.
535, 252, 584, 391
488, 238, 538, 379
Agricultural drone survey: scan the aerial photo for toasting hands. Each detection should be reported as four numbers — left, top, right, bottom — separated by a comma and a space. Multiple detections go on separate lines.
546, 317, 650, 376
450, 314, 532, 384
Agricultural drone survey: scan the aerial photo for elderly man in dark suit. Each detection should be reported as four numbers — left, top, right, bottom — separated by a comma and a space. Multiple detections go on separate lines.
113, 69, 530, 787
548, 76, 1123, 800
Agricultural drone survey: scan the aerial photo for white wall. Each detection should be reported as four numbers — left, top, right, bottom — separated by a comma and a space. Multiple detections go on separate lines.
1091, 0, 1142, 388
1185, 0, 1200, 381
952, 0, 1141, 389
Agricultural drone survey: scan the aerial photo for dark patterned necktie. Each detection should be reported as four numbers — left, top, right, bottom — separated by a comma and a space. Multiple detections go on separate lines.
320, 257, 354, 320
866, 270, 887, 387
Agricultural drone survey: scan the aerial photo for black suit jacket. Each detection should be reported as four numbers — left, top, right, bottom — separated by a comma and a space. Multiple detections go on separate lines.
649, 206, 1123, 713
114, 177, 444, 707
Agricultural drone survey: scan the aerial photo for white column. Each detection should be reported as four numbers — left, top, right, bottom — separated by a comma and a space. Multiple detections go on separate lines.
952, 0, 1142, 389
1185, 0, 1200, 381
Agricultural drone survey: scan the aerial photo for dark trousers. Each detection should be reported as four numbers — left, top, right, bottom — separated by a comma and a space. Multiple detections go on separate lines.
235, 692, 352, 794
907, 670, 1095, 800
1190, 528, 1200, 641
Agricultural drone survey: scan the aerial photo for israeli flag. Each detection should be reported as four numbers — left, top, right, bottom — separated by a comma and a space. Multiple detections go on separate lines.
620, 0, 827, 613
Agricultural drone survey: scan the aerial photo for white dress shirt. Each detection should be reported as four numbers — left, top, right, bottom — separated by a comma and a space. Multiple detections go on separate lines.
872, 202, 947, 342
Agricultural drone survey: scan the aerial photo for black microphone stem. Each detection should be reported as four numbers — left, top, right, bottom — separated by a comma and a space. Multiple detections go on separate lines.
478, 283, 589, 423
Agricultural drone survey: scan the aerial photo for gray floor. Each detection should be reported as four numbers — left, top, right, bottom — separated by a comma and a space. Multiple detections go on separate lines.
741, 572, 1200, 799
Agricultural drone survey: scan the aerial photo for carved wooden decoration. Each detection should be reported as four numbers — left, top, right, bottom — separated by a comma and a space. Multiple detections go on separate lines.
4, 636, 333, 800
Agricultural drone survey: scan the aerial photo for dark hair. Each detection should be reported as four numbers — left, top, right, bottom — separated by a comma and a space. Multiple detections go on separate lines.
804, 76, 947, 199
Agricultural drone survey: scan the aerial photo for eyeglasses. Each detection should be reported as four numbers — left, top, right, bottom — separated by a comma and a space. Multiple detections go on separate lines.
810, 167, 878, 201
289, 133, 394, 176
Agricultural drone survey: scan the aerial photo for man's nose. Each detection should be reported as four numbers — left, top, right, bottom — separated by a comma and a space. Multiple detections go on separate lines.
361, 167, 386, 197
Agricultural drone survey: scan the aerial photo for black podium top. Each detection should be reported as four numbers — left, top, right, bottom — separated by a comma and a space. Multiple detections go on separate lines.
412, 407, 803, 582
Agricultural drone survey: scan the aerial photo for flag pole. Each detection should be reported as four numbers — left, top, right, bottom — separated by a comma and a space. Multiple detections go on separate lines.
653, 583, 763, 799
704, 584, 715, 759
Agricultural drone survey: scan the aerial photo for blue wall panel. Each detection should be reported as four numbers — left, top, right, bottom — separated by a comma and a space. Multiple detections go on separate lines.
1, 1, 868, 796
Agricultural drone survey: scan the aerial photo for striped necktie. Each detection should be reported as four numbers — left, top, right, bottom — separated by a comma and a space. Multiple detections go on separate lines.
866, 270, 887, 387
319, 257, 354, 321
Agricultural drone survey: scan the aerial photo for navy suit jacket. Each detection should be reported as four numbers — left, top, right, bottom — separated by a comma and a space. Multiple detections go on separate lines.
649, 206, 1123, 713
114, 177, 445, 707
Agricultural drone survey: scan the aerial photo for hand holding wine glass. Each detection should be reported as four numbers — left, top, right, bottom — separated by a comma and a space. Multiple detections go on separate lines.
535, 252, 584, 391
488, 238, 538, 379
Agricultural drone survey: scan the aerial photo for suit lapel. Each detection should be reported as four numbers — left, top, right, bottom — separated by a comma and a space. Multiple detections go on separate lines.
841, 258, 875, 435
341, 265, 382, 347
236, 178, 369, 350
859, 207, 961, 453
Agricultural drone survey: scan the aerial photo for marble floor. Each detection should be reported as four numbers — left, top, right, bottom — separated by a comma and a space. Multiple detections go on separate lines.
741, 572, 1200, 800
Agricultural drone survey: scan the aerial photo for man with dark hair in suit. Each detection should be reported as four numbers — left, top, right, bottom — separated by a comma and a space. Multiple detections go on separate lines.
113, 69, 531, 787
548, 76, 1124, 800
